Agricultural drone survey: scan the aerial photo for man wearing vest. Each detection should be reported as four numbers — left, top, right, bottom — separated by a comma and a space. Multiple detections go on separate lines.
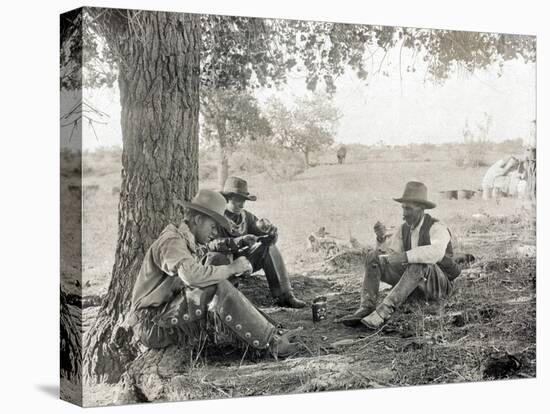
206, 177, 306, 309
340, 181, 461, 329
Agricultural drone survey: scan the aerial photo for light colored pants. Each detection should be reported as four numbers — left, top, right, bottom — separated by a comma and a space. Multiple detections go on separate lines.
360, 251, 453, 309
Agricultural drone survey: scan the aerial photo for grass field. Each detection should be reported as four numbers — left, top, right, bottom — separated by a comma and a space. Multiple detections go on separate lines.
62, 146, 536, 405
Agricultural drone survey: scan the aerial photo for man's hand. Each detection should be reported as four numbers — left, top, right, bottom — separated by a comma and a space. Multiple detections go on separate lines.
257, 218, 278, 244
383, 252, 408, 266
229, 256, 253, 276
207, 238, 238, 253
237, 234, 258, 247
374, 221, 387, 242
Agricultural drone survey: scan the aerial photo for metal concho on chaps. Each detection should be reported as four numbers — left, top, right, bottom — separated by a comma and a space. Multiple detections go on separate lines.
213, 280, 276, 349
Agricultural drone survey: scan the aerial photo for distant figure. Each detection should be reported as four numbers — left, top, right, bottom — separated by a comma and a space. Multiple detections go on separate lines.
481, 156, 519, 200
524, 146, 536, 199
337, 145, 347, 164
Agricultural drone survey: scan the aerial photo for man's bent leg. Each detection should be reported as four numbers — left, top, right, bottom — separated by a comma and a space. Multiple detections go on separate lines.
341, 251, 398, 326
211, 280, 299, 357
203, 252, 231, 266
254, 245, 306, 308
133, 311, 180, 349
362, 264, 426, 329
415, 264, 453, 301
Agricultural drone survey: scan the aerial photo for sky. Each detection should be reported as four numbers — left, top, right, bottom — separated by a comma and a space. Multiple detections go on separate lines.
61, 36, 536, 152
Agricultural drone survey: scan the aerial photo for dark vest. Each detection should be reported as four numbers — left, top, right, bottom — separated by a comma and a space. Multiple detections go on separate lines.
401, 214, 461, 279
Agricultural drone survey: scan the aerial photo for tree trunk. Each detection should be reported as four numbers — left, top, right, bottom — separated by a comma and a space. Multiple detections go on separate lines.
217, 143, 229, 190
60, 290, 82, 381
83, 11, 201, 384
215, 119, 229, 190
304, 149, 310, 168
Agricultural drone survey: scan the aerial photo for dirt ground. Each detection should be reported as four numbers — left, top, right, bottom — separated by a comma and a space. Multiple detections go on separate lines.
61, 150, 536, 406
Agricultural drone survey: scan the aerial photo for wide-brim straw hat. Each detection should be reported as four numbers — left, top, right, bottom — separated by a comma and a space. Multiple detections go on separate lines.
220, 176, 257, 201
175, 189, 231, 230
393, 181, 436, 209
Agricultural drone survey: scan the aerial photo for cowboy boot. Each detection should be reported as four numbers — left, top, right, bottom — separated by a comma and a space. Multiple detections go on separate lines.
268, 327, 303, 358
361, 264, 425, 329
263, 245, 306, 308
340, 252, 381, 327
275, 292, 307, 309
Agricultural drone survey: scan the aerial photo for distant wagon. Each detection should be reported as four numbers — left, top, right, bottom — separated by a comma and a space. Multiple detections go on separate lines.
336, 145, 347, 164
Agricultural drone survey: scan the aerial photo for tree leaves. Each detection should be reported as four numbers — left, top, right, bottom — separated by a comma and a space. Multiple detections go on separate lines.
265, 93, 341, 164
61, 8, 536, 96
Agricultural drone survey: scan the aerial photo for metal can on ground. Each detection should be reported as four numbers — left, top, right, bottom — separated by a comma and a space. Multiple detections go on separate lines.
312, 296, 327, 322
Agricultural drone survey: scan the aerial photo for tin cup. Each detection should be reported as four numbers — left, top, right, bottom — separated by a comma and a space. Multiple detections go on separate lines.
312, 296, 328, 322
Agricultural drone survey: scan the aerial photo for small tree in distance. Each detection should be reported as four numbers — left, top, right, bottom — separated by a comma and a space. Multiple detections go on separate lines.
464, 112, 492, 167
266, 93, 341, 167
201, 90, 271, 189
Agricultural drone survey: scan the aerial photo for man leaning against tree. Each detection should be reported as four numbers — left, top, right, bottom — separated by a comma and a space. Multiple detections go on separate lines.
128, 189, 300, 358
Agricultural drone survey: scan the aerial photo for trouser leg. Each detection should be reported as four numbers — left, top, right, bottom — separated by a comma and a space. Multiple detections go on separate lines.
362, 264, 448, 329
262, 245, 292, 297
341, 251, 403, 326
381, 264, 425, 310
360, 251, 405, 308
415, 264, 453, 301
359, 251, 382, 309
241, 243, 305, 307
212, 280, 276, 350
132, 307, 181, 349
246, 243, 291, 297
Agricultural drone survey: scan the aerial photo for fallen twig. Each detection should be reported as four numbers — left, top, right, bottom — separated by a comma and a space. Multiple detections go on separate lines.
357, 326, 388, 352
445, 367, 467, 381
347, 369, 390, 388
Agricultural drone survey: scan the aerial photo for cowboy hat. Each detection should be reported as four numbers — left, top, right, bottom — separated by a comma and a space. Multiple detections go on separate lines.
175, 189, 231, 231
393, 181, 436, 209
220, 176, 257, 201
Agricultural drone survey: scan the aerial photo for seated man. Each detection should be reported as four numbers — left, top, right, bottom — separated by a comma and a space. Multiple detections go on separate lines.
207, 176, 306, 309
129, 189, 299, 358
481, 156, 519, 200
340, 181, 462, 329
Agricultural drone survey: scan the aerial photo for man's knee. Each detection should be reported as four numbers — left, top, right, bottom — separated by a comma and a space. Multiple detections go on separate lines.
407, 263, 438, 272
203, 252, 231, 266
402, 263, 431, 283
215, 279, 235, 296
365, 251, 381, 268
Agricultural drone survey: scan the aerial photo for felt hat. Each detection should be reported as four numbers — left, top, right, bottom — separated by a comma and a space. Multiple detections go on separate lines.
176, 189, 231, 230
393, 181, 436, 209
221, 176, 257, 201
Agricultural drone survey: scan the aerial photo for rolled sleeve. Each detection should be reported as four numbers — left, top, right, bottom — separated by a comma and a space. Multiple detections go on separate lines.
176, 256, 233, 288
153, 235, 233, 288
406, 222, 450, 264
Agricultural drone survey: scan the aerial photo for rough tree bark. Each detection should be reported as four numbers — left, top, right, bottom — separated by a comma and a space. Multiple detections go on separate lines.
60, 290, 82, 382
83, 11, 201, 384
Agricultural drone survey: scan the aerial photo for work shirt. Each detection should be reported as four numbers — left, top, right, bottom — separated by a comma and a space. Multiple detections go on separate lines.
132, 222, 233, 310
377, 215, 451, 264
224, 209, 265, 237
481, 159, 506, 188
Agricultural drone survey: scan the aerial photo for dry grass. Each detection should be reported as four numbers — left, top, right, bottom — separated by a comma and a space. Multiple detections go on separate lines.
66, 146, 536, 406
